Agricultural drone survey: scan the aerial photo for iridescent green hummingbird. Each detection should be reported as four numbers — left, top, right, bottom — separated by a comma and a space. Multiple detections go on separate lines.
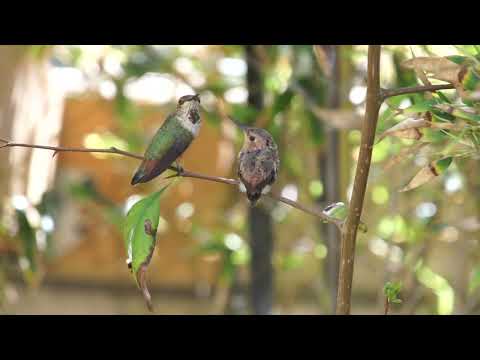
233, 119, 279, 206
131, 94, 201, 185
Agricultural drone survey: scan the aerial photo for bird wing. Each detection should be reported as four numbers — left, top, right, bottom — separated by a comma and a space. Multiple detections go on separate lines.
259, 147, 279, 187
131, 115, 193, 184
238, 148, 278, 193
140, 140, 190, 181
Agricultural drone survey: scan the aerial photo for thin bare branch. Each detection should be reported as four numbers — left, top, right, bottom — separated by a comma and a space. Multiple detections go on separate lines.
0, 139, 145, 161
384, 297, 390, 315
268, 192, 343, 229
1, 139, 342, 228
381, 84, 455, 100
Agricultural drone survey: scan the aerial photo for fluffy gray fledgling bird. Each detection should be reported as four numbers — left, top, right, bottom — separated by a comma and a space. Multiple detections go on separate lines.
131, 94, 201, 185
236, 123, 279, 206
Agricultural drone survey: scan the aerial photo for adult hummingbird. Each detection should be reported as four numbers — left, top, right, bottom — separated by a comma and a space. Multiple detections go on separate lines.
131, 94, 201, 185
235, 122, 280, 206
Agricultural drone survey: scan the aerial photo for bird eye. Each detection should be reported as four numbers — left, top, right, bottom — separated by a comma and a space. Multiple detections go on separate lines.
249, 136, 255, 142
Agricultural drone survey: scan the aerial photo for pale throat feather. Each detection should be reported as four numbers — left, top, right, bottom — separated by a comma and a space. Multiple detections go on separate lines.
177, 108, 201, 137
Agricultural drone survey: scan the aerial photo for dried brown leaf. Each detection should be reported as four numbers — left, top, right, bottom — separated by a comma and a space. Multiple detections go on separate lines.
383, 143, 428, 171
402, 57, 462, 85
409, 47, 433, 99
136, 264, 154, 312
399, 165, 437, 192
377, 117, 430, 143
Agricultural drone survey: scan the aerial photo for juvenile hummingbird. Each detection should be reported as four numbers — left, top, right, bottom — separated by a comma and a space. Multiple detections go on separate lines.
131, 94, 201, 185
235, 122, 279, 206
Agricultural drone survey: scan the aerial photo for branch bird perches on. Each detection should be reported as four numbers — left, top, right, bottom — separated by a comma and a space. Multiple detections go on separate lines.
0, 138, 342, 228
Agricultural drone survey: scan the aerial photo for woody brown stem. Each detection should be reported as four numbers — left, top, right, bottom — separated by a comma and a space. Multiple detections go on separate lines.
380, 84, 455, 100
0, 138, 341, 229
336, 45, 382, 315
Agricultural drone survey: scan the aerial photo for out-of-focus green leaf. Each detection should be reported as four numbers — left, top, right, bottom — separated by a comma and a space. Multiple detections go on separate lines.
230, 105, 260, 125
279, 253, 305, 271
306, 111, 324, 145
445, 55, 472, 65
271, 89, 294, 119
434, 104, 480, 122
15, 210, 37, 277
29, 45, 52, 59
384, 281, 402, 303
460, 66, 480, 91
469, 265, 480, 294
114, 86, 141, 127
401, 99, 440, 115
416, 265, 454, 315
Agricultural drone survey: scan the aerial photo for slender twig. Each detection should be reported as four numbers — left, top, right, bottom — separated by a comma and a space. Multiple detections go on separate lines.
384, 297, 390, 315
0, 138, 342, 229
381, 84, 455, 100
177, 169, 238, 186
336, 45, 382, 315
268, 193, 342, 228
0, 139, 144, 161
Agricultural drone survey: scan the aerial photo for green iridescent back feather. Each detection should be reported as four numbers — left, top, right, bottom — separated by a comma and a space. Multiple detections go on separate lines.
145, 114, 194, 160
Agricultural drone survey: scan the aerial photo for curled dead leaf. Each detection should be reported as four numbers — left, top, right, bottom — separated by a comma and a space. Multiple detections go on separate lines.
136, 264, 154, 313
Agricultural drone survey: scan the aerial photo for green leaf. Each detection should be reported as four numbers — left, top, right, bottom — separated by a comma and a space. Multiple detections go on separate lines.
124, 186, 169, 311
271, 89, 294, 119
323, 202, 368, 233
434, 157, 453, 173
383, 281, 402, 303
445, 55, 471, 65
15, 209, 37, 277
469, 265, 480, 293
307, 111, 324, 145
433, 91, 452, 104
460, 66, 480, 91
434, 104, 480, 122
401, 99, 440, 115
230, 104, 260, 124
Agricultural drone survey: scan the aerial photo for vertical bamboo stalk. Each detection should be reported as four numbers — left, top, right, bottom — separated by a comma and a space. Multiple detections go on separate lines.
336, 45, 381, 315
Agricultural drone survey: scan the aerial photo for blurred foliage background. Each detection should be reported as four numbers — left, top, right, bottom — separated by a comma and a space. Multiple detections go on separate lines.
1, 45, 480, 314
